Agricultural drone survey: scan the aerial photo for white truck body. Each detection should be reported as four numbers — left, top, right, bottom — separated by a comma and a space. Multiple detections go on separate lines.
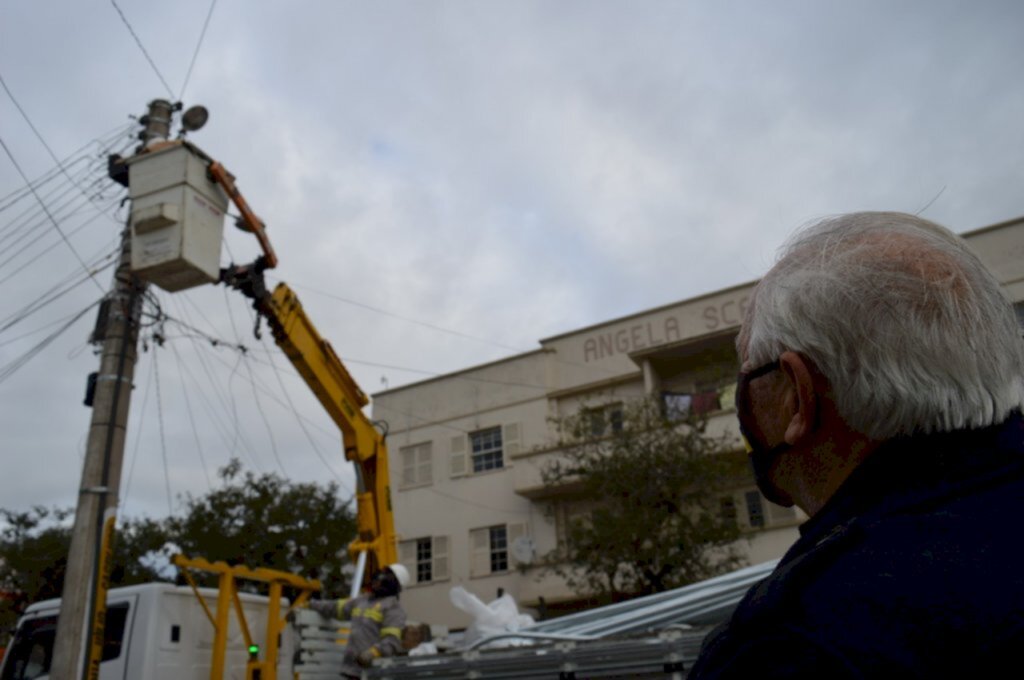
0, 582, 297, 680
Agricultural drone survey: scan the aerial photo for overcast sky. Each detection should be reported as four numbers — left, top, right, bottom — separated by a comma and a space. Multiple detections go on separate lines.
1, 0, 1022, 525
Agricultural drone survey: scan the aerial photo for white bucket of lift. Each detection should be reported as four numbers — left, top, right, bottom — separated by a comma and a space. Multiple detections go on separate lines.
125, 142, 228, 292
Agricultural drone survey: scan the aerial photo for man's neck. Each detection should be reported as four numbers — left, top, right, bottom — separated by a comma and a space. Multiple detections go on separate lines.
795, 433, 878, 517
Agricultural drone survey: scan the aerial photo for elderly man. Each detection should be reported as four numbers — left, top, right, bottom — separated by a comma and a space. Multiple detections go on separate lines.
689, 212, 1024, 678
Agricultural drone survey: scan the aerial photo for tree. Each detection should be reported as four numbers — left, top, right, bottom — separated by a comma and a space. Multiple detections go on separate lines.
542, 396, 748, 602
165, 459, 357, 594
0, 507, 165, 633
0, 460, 356, 632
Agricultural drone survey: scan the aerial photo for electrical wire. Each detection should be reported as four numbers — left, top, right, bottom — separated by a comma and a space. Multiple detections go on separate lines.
121, 350, 156, 517
0, 300, 100, 384
0, 132, 105, 292
0, 71, 123, 218
169, 295, 263, 472
243, 353, 287, 476
0, 122, 132, 213
270, 277, 531, 353
0, 201, 122, 289
266, 276, 629, 387
168, 340, 213, 491
222, 285, 288, 477
108, 0, 175, 99
178, 0, 219, 101
0, 248, 117, 334
152, 347, 174, 515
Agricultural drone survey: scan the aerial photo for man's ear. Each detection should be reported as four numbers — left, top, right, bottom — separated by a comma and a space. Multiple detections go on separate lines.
779, 351, 819, 445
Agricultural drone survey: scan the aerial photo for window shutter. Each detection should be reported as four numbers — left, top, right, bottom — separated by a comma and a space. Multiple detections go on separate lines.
398, 540, 417, 584
401, 449, 417, 487
469, 528, 491, 577
450, 435, 468, 478
506, 522, 527, 566
419, 446, 433, 485
503, 423, 521, 457
432, 536, 449, 581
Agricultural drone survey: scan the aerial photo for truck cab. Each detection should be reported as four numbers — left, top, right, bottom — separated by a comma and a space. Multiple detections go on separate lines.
0, 583, 295, 680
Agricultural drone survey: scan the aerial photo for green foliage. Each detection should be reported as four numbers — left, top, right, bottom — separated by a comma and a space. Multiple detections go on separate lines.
542, 397, 747, 601
0, 460, 355, 633
166, 460, 356, 593
0, 508, 164, 633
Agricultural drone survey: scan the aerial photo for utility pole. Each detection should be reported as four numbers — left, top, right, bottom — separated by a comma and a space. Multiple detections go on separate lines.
50, 100, 169, 680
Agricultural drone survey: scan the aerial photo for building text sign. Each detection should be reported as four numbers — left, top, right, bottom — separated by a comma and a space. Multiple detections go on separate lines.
581, 294, 749, 362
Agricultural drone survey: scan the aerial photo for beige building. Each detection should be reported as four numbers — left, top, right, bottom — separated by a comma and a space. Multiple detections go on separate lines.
372, 216, 1024, 629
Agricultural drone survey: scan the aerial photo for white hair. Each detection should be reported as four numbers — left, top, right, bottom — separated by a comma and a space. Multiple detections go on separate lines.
744, 211, 1024, 439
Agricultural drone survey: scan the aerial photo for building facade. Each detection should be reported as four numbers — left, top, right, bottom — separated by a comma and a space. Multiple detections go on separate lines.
372, 216, 1024, 629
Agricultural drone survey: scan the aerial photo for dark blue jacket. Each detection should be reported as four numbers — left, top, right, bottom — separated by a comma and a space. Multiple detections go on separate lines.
689, 413, 1024, 678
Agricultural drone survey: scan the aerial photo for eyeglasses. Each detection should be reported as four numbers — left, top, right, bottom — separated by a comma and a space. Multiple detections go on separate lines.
735, 359, 781, 412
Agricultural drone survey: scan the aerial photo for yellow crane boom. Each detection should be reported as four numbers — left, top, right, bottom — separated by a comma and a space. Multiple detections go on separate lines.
211, 161, 397, 585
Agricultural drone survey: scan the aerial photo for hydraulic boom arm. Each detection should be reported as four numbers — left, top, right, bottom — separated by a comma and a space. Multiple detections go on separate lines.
211, 162, 397, 584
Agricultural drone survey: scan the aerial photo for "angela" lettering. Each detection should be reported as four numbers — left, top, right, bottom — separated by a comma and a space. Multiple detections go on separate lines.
583, 318, 681, 362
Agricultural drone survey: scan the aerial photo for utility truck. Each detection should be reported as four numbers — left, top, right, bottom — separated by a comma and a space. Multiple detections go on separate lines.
4, 111, 404, 679
1, 583, 292, 680
0, 579, 356, 680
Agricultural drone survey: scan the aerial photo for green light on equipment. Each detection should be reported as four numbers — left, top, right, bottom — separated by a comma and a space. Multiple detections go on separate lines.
248, 644, 260, 656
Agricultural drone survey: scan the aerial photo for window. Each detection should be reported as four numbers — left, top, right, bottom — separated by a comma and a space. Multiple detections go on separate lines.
744, 490, 765, 528
470, 426, 503, 472
450, 424, 521, 478
720, 496, 738, 523
398, 536, 449, 585
1, 604, 129, 680
416, 538, 432, 582
470, 523, 527, 577
585, 404, 624, 437
555, 501, 596, 546
662, 392, 692, 420
489, 526, 509, 572
730, 489, 799, 529
399, 442, 433, 488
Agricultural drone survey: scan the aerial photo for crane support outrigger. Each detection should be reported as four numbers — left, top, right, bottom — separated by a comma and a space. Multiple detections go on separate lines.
211, 163, 397, 594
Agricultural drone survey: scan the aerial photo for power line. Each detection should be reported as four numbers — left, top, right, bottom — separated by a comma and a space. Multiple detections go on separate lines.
262, 341, 349, 489
109, 0, 175, 98
179, 0, 219, 101
0, 300, 100, 385
0, 122, 132, 212
0, 71, 120, 218
0, 196, 123, 289
121, 348, 156, 517
152, 348, 174, 515
271, 277, 531, 354
168, 340, 214, 491
169, 295, 264, 472
0, 132, 105, 292
0, 248, 117, 335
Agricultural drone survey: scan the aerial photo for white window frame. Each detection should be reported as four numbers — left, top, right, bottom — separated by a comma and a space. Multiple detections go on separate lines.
450, 424, 521, 478
470, 426, 504, 472
469, 522, 527, 577
398, 535, 449, 585
399, 441, 433, 489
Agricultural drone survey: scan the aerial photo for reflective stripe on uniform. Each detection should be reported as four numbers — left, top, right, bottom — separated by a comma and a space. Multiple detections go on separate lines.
336, 598, 350, 619
381, 627, 402, 640
364, 605, 384, 623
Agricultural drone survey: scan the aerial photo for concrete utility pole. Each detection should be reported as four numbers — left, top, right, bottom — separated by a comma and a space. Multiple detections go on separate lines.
50, 100, 169, 680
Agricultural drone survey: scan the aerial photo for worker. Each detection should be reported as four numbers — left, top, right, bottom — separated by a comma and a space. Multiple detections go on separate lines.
690, 212, 1024, 678
309, 564, 409, 677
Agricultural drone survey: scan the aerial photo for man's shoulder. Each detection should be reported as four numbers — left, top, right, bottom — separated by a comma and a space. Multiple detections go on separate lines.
710, 472, 1024, 675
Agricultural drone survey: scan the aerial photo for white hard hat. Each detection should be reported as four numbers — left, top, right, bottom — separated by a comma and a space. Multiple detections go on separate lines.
387, 563, 411, 588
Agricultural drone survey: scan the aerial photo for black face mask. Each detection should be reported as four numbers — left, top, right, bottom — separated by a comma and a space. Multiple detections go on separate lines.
735, 360, 793, 507
370, 569, 400, 598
